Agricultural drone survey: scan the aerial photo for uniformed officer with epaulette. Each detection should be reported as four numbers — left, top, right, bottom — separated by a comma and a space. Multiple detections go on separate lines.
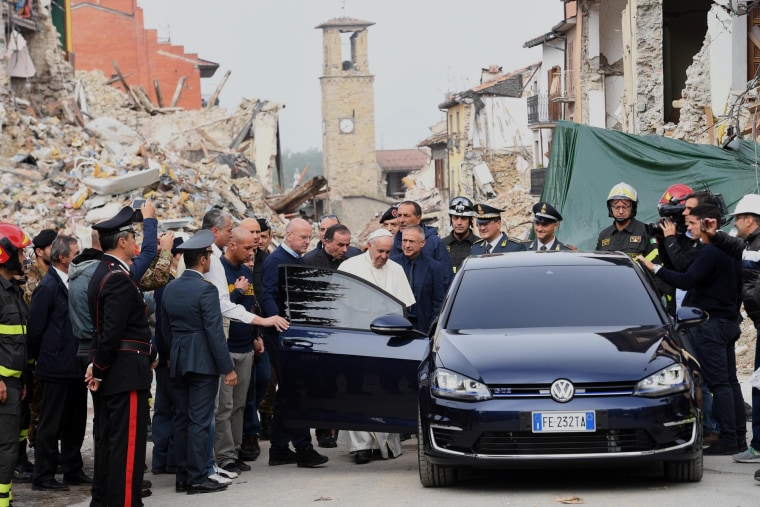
470, 204, 526, 254
441, 196, 480, 273
85, 207, 156, 505
527, 201, 573, 251
596, 182, 659, 263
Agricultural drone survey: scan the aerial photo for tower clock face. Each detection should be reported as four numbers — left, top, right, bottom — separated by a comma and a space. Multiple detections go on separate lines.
339, 118, 355, 134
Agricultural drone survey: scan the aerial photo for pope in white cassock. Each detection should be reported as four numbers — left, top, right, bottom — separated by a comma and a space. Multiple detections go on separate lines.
337, 228, 415, 464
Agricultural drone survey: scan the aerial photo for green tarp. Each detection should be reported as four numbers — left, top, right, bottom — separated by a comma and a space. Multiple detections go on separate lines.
541, 120, 760, 250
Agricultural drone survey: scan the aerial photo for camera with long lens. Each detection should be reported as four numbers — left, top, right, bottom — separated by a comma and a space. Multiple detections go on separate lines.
645, 203, 686, 235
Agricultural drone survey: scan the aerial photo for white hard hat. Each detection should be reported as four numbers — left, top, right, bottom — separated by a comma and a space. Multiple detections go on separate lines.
729, 194, 760, 216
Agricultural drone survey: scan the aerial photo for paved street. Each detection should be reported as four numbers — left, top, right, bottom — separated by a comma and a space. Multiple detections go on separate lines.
12, 379, 760, 506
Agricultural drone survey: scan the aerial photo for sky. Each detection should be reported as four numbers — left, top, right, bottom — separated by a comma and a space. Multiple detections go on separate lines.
139, 0, 561, 152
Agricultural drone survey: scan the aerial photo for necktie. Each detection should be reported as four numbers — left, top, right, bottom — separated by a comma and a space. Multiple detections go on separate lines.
407, 260, 414, 287
540, 245, 547, 251
485, 243, 492, 254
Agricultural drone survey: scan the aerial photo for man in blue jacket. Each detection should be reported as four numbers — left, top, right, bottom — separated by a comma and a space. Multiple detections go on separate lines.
391, 225, 445, 334
28, 235, 90, 491
393, 201, 453, 287
162, 230, 237, 495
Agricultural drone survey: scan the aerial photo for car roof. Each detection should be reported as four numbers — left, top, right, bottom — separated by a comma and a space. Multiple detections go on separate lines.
461, 250, 636, 270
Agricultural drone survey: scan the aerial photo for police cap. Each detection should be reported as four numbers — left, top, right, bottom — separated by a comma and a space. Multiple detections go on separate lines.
176, 230, 214, 252
379, 206, 398, 224
92, 207, 136, 236
474, 203, 504, 222
532, 201, 563, 223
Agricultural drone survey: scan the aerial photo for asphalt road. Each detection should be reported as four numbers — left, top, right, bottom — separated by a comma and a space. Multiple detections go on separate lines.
15, 379, 760, 507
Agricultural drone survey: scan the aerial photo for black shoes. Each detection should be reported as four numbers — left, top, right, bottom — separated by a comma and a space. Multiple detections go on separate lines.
63, 472, 93, 485
318, 436, 337, 448
152, 465, 176, 474
187, 479, 228, 495
239, 436, 261, 461
176, 481, 187, 493
354, 449, 372, 465
32, 479, 70, 491
755, 469, 760, 482
297, 448, 329, 468
269, 447, 298, 466
703, 442, 739, 455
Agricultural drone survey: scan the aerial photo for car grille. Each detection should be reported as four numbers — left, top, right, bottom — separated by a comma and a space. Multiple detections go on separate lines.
473, 429, 655, 454
431, 427, 461, 449
488, 382, 637, 398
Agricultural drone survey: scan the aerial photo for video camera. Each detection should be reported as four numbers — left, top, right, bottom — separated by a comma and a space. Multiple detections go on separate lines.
645, 192, 729, 236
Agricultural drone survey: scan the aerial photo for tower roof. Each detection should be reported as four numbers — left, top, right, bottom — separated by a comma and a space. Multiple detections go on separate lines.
316, 17, 375, 30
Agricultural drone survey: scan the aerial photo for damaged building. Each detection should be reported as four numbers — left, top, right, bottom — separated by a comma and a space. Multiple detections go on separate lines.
0, 0, 298, 245
525, 0, 760, 173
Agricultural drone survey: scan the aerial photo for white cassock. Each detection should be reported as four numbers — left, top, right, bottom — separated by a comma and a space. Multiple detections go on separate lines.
337, 252, 415, 459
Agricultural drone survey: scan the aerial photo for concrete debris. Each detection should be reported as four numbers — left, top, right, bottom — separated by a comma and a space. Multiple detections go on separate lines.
0, 68, 290, 245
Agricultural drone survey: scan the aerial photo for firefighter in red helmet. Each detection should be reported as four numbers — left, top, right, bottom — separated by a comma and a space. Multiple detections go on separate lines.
0, 223, 31, 507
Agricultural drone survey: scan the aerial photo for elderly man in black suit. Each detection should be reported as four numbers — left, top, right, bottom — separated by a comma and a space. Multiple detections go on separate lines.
161, 230, 237, 495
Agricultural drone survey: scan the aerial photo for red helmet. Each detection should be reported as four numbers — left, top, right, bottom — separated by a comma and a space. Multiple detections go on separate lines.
0, 223, 31, 265
659, 184, 693, 205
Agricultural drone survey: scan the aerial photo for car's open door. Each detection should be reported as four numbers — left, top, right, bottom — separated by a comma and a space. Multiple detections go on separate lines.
275, 265, 428, 433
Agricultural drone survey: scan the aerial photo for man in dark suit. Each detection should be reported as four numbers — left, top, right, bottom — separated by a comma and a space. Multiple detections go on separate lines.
304, 224, 358, 269
471, 204, 526, 254
28, 235, 90, 492
261, 218, 328, 468
391, 225, 445, 334
527, 202, 573, 251
393, 201, 453, 287
85, 207, 156, 506
313, 215, 362, 258
161, 230, 237, 495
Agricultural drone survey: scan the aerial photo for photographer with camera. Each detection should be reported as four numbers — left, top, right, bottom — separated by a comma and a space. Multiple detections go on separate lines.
701, 194, 760, 465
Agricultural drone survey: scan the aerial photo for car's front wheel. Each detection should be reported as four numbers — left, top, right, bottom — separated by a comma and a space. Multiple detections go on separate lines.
663, 452, 703, 482
417, 409, 458, 487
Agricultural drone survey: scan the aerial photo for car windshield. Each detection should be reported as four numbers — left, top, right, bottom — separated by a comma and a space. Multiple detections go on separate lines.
446, 264, 663, 329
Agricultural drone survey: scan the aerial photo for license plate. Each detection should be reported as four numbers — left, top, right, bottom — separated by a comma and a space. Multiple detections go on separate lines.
532, 411, 596, 433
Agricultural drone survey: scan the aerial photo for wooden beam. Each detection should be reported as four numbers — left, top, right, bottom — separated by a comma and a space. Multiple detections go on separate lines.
205, 70, 231, 109
132, 86, 156, 114
170, 77, 186, 107
105, 72, 132, 85
153, 79, 164, 108
111, 60, 138, 109
229, 100, 265, 150
704, 106, 715, 145
750, 25, 760, 52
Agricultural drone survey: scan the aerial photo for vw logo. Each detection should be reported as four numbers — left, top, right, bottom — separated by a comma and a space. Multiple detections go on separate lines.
550, 379, 575, 403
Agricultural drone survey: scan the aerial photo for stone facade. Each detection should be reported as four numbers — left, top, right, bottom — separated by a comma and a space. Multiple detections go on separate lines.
318, 18, 381, 210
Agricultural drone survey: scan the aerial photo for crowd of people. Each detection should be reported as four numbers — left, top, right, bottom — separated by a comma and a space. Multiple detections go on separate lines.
0, 181, 759, 505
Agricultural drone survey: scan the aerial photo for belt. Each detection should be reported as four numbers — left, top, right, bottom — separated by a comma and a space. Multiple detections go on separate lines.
117, 340, 152, 356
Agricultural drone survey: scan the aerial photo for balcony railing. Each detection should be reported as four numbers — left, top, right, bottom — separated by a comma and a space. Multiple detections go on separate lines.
527, 94, 552, 126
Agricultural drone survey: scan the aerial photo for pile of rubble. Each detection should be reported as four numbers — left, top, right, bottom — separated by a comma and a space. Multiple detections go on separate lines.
0, 69, 306, 245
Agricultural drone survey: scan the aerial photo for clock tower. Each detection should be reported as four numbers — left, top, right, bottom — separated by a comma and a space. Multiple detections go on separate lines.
317, 17, 380, 217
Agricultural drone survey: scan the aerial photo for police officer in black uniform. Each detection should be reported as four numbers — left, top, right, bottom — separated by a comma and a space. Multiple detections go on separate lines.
596, 182, 659, 263
471, 204, 526, 254
527, 202, 573, 251
86, 207, 155, 506
442, 196, 480, 273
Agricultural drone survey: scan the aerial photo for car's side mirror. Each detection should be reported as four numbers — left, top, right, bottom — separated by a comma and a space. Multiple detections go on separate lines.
370, 313, 428, 339
675, 306, 709, 330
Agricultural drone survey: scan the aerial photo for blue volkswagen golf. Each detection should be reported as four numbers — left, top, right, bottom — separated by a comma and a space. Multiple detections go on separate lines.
275, 251, 705, 486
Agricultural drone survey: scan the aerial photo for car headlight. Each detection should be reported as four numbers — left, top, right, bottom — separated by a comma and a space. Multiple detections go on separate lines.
431, 368, 492, 401
633, 363, 691, 397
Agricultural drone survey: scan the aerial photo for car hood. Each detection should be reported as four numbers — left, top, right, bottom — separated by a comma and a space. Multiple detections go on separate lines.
434, 326, 681, 384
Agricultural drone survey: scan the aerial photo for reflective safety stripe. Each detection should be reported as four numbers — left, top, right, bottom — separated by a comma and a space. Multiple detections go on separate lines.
26, 358, 34, 365
644, 249, 658, 262
0, 483, 9, 493
19, 428, 28, 441
0, 365, 21, 378
0, 324, 25, 335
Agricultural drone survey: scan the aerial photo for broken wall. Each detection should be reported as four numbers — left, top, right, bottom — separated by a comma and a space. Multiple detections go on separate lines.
7, 1, 75, 107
